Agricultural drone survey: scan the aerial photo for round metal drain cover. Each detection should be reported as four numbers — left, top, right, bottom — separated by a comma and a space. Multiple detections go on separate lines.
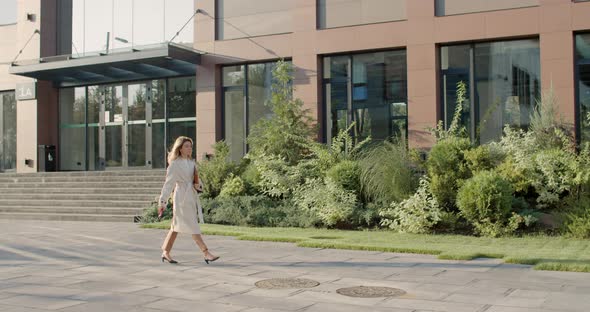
255, 278, 320, 289
336, 286, 406, 298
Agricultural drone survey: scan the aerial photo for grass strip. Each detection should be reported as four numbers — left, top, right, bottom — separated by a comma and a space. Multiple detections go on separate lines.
140, 222, 590, 273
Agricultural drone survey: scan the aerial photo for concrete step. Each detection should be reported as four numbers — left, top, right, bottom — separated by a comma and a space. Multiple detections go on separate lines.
0, 182, 163, 188
0, 188, 161, 194
0, 206, 143, 215
0, 212, 134, 222
0, 176, 165, 183
0, 199, 151, 208
0, 170, 166, 178
0, 193, 157, 201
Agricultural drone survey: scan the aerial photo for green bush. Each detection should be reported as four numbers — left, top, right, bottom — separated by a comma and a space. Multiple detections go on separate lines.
247, 60, 316, 164
204, 196, 316, 227
561, 205, 590, 239
140, 200, 173, 223
198, 141, 237, 198
427, 137, 472, 210
358, 140, 418, 204
464, 144, 505, 173
531, 149, 578, 209
379, 177, 442, 234
456, 170, 515, 237
302, 122, 370, 174
240, 161, 262, 195
219, 175, 246, 198
327, 160, 361, 194
293, 178, 358, 227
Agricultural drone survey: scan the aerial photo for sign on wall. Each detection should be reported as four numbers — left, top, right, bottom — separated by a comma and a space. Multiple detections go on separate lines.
16, 82, 36, 100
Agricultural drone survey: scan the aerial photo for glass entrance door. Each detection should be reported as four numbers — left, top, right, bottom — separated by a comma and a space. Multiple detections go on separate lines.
99, 82, 153, 169
0, 91, 16, 172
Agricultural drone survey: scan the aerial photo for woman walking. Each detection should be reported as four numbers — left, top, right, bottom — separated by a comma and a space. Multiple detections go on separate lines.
158, 136, 219, 264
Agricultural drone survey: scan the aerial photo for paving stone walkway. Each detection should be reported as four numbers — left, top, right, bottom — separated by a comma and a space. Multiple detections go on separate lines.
0, 220, 589, 312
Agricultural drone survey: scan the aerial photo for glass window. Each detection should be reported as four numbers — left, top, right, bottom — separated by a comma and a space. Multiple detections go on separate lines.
435, 0, 539, 16
0, 0, 17, 25
217, 0, 293, 40
324, 50, 408, 143
133, 0, 165, 46
168, 77, 196, 119
71, 0, 194, 55
440, 39, 541, 143
0, 91, 16, 171
222, 61, 287, 160
318, 0, 406, 29
577, 34, 590, 144
59, 87, 86, 171
57, 77, 194, 171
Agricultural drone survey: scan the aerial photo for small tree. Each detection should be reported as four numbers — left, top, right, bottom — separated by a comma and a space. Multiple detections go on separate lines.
247, 60, 316, 164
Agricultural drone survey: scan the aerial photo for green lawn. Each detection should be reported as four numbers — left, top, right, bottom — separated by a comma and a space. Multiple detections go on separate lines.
142, 221, 590, 273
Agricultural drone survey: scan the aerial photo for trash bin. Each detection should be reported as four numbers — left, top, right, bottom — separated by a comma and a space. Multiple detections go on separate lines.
38, 145, 56, 172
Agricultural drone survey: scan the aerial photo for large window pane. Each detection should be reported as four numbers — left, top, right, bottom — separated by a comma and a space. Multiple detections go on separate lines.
324, 50, 408, 143
1, 91, 16, 171
0, 0, 17, 25
133, 0, 165, 45
247, 63, 275, 131
71, 0, 194, 55
168, 77, 196, 119
224, 89, 245, 161
217, 0, 293, 40
577, 34, 590, 144
113, 0, 133, 50
165, 0, 194, 45
318, 0, 406, 29
441, 45, 471, 134
440, 39, 540, 143
435, 0, 539, 16
475, 40, 540, 143
59, 88, 86, 171
84, 0, 113, 54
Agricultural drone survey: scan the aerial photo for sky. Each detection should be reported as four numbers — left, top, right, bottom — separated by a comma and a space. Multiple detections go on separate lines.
0, 0, 17, 25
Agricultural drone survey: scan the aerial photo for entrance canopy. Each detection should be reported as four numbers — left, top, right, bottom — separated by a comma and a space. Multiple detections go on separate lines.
9, 43, 202, 87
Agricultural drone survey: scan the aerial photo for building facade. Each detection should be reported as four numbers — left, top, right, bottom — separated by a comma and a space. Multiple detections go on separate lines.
1, 0, 589, 172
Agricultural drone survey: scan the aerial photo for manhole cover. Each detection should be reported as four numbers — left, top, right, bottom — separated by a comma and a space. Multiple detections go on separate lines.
336, 286, 406, 298
255, 278, 320, 289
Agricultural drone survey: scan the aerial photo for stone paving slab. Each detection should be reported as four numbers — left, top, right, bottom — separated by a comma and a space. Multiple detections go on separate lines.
0, 220, 589, 312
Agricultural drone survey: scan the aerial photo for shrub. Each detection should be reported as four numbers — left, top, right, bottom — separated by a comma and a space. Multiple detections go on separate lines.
326, 160, 361, 194
198, 141, 237, 198
529, 88, 574, 151
379, 177, 442, 234
293, 178, 358, 227
358, 140, 418, 204
240, 161, 262, 195
204, 195, 291, 227
463, 144, 505, 173
252, 153, 309, 198
427, 137, 472, 210
560, 196, 590, 238
302, 122, 371, 174
219, 175, 246, 198
141, 199, 173, 223
456, 170, 515, 237
531, 149, 578, 209
247, 60, 316, 164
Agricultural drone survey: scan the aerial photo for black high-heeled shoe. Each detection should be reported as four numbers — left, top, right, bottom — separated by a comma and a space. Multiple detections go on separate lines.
204, 256, 219, 264
202, 248, 219, 264
161, 255, 178, 264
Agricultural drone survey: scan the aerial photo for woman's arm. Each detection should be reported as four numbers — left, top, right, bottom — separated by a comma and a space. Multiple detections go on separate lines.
158, 161, 178, 209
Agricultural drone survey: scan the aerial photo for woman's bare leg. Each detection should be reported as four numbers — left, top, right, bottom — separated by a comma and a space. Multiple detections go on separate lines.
161, 229, 178, 259
191, 234, 218, 260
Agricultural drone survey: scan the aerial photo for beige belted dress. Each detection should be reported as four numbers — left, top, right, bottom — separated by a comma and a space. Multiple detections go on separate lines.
158, 158, 204, 234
